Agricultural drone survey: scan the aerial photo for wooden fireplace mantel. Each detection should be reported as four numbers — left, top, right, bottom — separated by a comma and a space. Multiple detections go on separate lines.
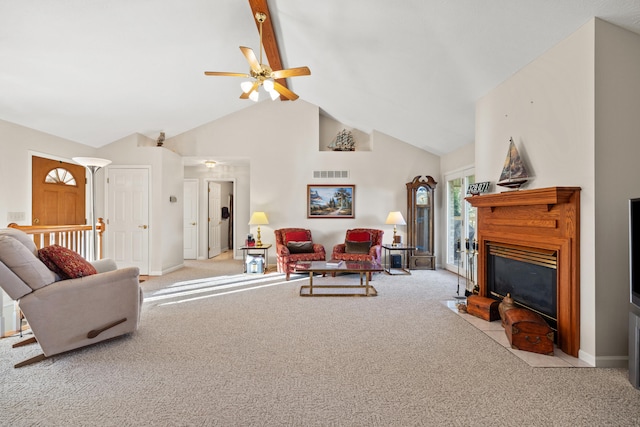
466, 186, 581, 357
466, 186, 581, 210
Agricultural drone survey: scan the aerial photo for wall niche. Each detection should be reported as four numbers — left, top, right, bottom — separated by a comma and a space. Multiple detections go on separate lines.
319, 114, 371, 152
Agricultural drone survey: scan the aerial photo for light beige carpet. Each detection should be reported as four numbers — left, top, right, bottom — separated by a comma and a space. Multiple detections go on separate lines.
1, 259, 639, 426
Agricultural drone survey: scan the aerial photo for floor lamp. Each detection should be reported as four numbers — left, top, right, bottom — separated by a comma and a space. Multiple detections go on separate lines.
72, 157, 112, 261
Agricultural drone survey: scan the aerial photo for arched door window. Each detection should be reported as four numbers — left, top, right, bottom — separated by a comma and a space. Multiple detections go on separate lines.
45, 168, 77, 186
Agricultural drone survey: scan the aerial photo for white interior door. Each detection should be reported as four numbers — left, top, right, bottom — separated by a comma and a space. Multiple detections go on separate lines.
208, 182, 221, 258
183, 179, 198, 259
106, 167, 150, 274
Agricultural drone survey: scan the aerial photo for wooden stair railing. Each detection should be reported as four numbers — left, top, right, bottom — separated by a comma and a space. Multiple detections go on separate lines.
7, 218, 105, 260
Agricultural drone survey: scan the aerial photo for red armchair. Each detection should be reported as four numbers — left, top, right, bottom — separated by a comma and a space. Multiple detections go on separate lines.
331, 228, 384, 279
275, 228, 326, 280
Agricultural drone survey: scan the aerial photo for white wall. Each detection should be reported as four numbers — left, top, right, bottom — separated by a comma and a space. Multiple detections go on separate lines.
474, 18, 640, 367
440, 143, 475, 175
476, 18, 597, 363
160, 148, 185, 273
593, 19, 640, 364
169, 100, 441, 265
97, 134, 185, 275
0, 119, 98, 226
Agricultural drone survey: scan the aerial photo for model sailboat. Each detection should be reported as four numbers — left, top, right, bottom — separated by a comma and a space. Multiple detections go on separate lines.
328, 129, 356, 151
497, 138, 529, 189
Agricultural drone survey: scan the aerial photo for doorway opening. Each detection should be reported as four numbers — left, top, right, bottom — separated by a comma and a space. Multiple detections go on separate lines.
208, 181, 235, 259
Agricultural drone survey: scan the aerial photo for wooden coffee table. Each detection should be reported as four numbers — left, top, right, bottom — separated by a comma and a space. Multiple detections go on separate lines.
293, 260, 383, 297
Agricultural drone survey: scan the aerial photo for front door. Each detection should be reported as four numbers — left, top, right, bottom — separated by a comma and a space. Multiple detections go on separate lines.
106, 167, 150, 274
32, 156, 86, 225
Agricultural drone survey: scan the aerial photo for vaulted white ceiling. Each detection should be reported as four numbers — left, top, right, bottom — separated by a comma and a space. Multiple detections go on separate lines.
2, 1, 640, 155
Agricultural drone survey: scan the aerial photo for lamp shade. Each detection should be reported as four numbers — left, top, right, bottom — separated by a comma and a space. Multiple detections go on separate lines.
248, 211, 269, 225
267, 88, 280, 100
263, 79, 274, 92
72, 157, 112, 168
240, 81, 254, 93
385, 211, 406, 225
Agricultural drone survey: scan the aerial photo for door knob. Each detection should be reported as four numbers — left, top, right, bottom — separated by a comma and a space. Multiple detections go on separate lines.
138, 225, 148, 229
191, 222, 196, 226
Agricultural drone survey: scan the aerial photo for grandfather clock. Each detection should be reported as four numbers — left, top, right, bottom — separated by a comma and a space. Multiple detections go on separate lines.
406, 175, 437, 269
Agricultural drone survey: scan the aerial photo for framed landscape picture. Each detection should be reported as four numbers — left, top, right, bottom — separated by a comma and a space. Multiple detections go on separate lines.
307, 185, 355, 218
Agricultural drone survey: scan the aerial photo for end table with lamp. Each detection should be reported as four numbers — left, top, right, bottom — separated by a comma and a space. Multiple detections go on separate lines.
246, 211, 270, 273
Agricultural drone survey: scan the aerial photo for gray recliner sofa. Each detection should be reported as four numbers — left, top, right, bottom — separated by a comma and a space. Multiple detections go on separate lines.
0, 227, 142, 367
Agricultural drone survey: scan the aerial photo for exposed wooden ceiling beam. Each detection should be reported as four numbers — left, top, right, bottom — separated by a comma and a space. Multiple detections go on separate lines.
247, 0, 290, 100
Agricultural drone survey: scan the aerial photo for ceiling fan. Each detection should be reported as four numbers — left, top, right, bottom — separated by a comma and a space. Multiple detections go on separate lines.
204, 11, 310, 101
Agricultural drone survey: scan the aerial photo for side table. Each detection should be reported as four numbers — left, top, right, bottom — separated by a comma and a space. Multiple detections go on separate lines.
382, 244, 415, 275
239, 244, 272, 274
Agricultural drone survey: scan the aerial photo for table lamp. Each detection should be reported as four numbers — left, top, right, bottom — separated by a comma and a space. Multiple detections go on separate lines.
248, 211, 269, 247
385, 211, 406, 246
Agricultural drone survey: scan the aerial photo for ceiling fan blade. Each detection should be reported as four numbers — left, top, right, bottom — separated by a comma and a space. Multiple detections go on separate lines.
273, 81, 299, 101
271, 67, 311, 79
240, 81, 259, 99
204, 71, 251, 77
240, 46, 261, 72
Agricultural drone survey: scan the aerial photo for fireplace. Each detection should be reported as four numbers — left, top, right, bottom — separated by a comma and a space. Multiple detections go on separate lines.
466, 187, 580, 357
487, 242, 558, 333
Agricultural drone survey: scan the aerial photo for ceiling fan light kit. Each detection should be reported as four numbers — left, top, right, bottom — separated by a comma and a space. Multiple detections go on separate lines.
240, 81, 254, 93
204, 10, 310, 101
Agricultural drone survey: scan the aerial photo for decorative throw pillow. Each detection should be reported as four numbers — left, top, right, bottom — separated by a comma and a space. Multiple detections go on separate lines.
287, 241, 314, 254
285, 231, 308, 243
345, 240, 372, 254
346, 231, 371, 242
38, 245, 98, 279
38, 249, 67, 278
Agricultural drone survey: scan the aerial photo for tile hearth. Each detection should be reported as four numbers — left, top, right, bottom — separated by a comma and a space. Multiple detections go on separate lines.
444, 300, 593, 368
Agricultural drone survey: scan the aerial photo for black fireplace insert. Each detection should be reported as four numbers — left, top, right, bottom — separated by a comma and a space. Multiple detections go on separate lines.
487, 242, 557, 330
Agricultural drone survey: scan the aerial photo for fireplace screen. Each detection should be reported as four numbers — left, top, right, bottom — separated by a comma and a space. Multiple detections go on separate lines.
487, 243, 557, 325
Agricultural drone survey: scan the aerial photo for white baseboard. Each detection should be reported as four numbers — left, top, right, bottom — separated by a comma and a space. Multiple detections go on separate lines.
578, 349, 596, 366
594, 355, 628, 368
578, 349, 627, 368
150, 263, 185, 276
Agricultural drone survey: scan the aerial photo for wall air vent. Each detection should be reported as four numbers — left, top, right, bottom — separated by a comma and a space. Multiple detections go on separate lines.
313, 170, 350, 179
